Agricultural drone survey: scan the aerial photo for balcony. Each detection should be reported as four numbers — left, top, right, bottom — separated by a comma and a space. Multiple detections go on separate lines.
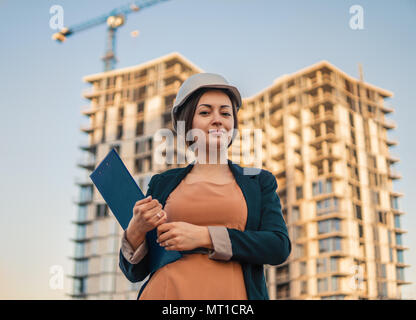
309, 132, 339, 147
380, 103, 394, 114
82, 87, 101, 99
385, 137, 398, 147
77, 154, 96, 171
80, 124, 94, 134
310, 149, 342, 165
307, 92, 337, 109
386, 154, 400, 164
72, 194, 93, 206
275, 272, 290, 284
377, 117, 397, 130
74, 176, 93, 187
80, 105, 96, 116
163, 80, 181, 94
79, 142, 97, 154
388, 169, 402, 180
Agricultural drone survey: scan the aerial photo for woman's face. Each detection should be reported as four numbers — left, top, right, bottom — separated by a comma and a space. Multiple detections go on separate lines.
191, 90, 234, 151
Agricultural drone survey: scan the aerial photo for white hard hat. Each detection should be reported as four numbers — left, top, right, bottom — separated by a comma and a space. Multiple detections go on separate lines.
171, 73, 242, 133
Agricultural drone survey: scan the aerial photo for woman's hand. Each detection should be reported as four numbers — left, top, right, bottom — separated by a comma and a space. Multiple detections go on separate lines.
156, 222, 213, 251
126, 196, 168, 249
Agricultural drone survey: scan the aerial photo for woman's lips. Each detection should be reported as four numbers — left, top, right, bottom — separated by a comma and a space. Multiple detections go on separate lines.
208, 129, 226, 137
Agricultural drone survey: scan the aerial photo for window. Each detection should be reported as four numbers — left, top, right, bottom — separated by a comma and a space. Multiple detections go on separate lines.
395, 233, 403, 246
316, 257, 327, 273
294, 225, 305, 239
74, 278, 87, 296
354, 204, 362, 220
80, 186, 92, 203
77, 205, 88, 222
318, 276, 339, 293
75, 243, 85, 258
376, 263, 387, 278
135, 158, 143, 173
377, 211, 387, 224
358, 223, 364, 238
299, 261, 307, 276
136, 121, 144, 136
391, 196, 399, 210
396, 267, 405, 281
75, 260, 88, 277
117, 124, 123, 140
330, 257, 339, 272
317, 278, 328, 293
295, 244, 305, 259
300, 280, 307, 295
331, 276, 339, 291
137, 102, 145, 113
136, 140, 146, 153
371, 191, 380, 206
296, 186, 303, 199
96, 204, 108, 218
316, 197, 339, 215
397, 250, 404, 263
292, 206, 300, 222
76, 225, 86, 240
101, 127, 106, 143
394, 215, 401, 229
377, 281, 387, 298
318, 219, 341, 234
313, 179, 333, 196
319, 237, 342, 253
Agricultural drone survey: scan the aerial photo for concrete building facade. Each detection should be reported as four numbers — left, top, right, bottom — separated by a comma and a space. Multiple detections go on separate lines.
70, 52, 410, 299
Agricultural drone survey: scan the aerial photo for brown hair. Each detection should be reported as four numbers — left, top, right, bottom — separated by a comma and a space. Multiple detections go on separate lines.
174, 87, 239, 148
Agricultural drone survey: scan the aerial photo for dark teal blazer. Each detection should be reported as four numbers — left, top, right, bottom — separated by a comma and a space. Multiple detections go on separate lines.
119, 159, 291, 300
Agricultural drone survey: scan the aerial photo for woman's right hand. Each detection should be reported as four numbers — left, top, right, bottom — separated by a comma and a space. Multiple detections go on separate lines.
126, 196, 167, 246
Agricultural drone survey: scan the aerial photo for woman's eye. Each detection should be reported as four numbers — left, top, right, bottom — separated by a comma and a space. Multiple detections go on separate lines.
199, 112, 231, 116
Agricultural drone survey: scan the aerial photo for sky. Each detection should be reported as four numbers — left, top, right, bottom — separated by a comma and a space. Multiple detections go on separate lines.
0, 0, 415, 299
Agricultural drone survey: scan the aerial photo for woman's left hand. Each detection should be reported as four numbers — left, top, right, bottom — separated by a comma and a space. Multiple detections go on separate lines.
156, 222, 212, 251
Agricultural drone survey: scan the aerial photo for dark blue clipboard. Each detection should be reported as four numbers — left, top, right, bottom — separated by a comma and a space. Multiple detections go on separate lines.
89, 148, 182, 273
89, 148, 145, 230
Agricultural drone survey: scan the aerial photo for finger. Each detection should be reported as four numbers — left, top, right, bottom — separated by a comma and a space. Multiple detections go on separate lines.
157, 222, 173, 238
147, 209, 166, 226
137, 200, 160, 216
154, 210, 168, 227
157, 229, 175, 244
134, 196, 152, 206
142, 203, 163, 219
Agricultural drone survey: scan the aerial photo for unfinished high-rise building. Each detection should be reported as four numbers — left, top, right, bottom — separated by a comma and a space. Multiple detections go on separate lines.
70, 53, 410, 299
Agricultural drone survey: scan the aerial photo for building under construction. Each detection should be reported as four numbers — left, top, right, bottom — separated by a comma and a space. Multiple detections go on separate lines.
70, 52, 410, 299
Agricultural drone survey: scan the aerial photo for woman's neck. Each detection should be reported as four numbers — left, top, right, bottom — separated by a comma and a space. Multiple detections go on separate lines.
191, 158, 230, 177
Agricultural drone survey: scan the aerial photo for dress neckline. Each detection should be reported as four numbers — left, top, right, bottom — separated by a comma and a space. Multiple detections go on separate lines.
183, 179, 234, 186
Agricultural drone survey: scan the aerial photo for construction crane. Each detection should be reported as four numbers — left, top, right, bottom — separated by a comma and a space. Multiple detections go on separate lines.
52, 0, 169, 71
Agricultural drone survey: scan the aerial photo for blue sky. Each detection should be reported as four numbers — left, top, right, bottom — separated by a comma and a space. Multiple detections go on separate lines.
0, 0, 415, 299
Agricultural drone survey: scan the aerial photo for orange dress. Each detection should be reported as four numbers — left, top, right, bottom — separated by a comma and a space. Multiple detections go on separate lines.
139, 178, 248, 300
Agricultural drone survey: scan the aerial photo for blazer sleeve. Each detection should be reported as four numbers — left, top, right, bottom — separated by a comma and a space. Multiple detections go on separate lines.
118, 174, 159, 283
226, 170, 291, 266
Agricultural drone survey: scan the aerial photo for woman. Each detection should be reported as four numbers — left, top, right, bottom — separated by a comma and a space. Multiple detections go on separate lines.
119, 73, 291, 300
